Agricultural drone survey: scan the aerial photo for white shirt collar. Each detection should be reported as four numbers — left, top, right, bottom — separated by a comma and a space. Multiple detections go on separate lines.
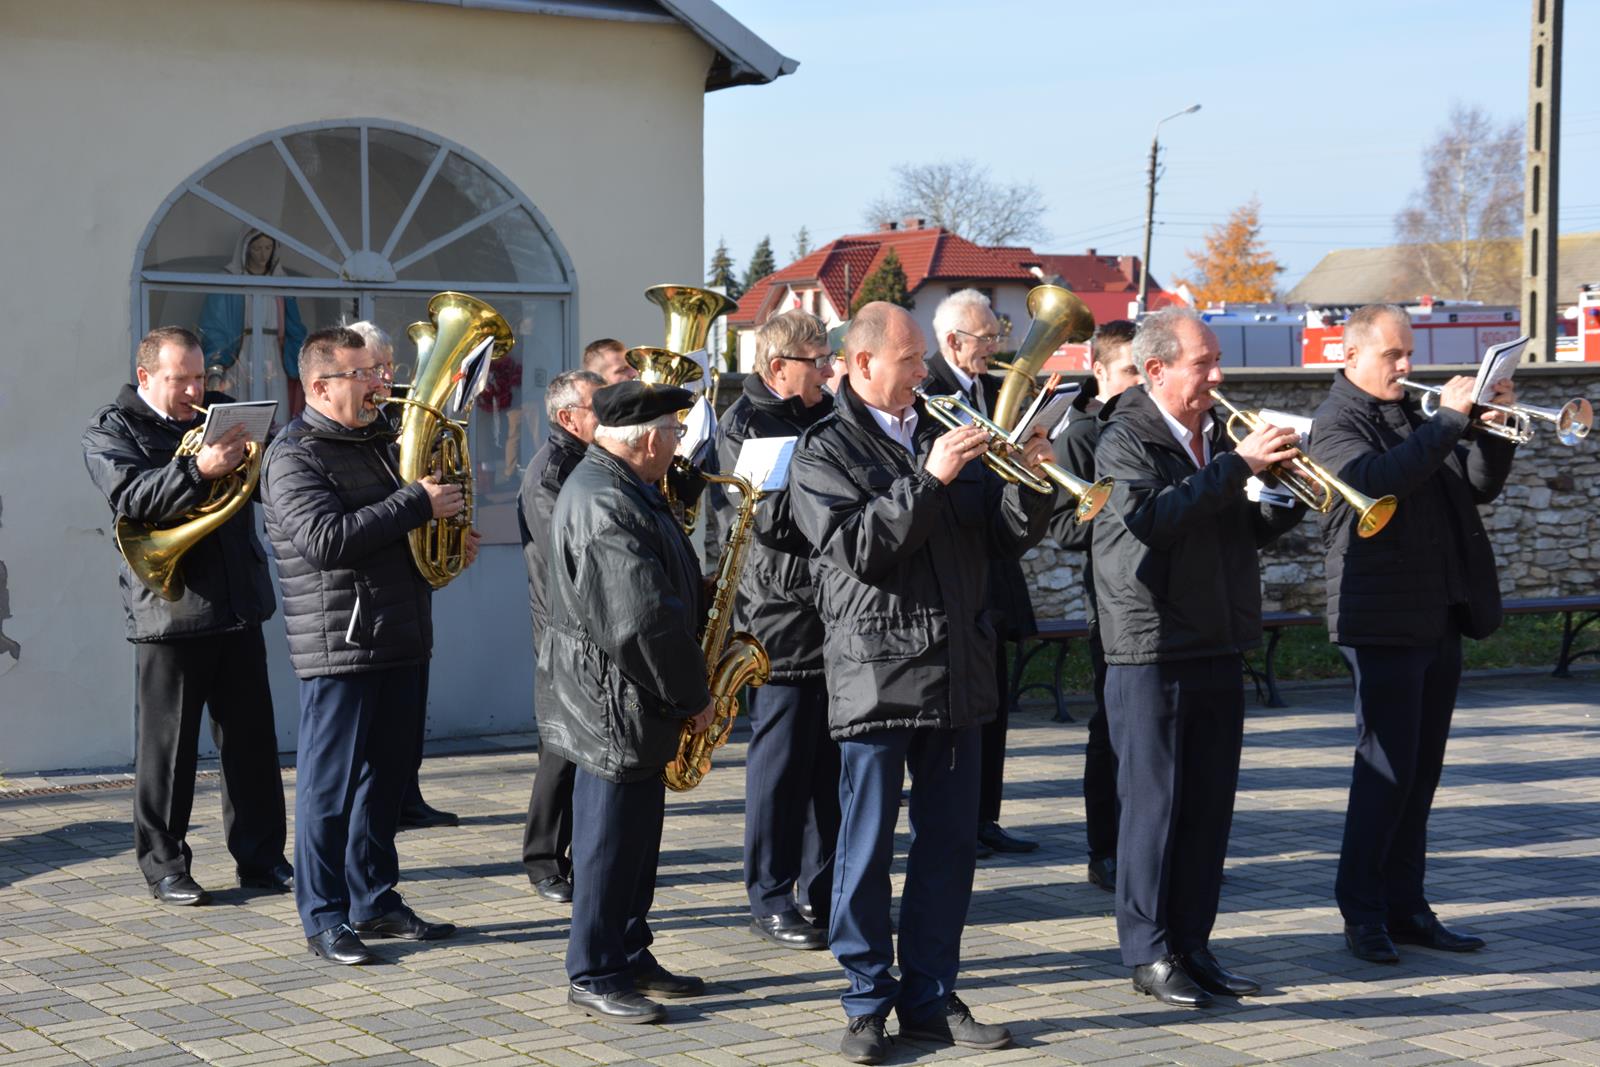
136, 384, 183, 423
863, 400, 919, 456
1148, 390, 1213, 467
946, 359, 978, 397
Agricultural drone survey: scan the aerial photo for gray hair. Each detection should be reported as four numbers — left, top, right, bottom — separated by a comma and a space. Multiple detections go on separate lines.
1131, 307, 1208, 384
1343, 304, 1410, 351
544, 369, 603, 422
594, 413, 679, 450
754, 310, 828, 379
932, 289, 993, 350
346, 319, 393, 356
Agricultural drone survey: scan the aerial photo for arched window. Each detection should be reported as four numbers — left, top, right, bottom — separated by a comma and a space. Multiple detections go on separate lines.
134, 119, 575, 543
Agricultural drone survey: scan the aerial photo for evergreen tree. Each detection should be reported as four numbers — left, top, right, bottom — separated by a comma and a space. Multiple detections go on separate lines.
850, 248, 913, 314
792, 225, 812, 259
742, 235, 776, 292
707, 239, 740, 300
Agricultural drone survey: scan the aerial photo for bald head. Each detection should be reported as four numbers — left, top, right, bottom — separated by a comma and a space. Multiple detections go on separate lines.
846, 302, 926, 413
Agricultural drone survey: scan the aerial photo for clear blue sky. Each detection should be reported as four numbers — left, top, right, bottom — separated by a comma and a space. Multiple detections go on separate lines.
705, 0, 1600, 294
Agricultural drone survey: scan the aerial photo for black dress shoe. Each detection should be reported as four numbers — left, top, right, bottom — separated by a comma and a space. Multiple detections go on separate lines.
150, 873, 210, 906
974, 839, 994, 860
898, 993, 1012, 1049
1132, 955, 1213, 1007
751, 911, 828, 950
307, 924, 374, 965
795, 901, 822, 926
396, 801, 459, 831
530, 874, 573, 903
1179, 948, 1261, 996
977, 821, 1039, 854
237, 862, 294, 892
839, 1015, 891, 1064
632, 964, 705, 999
1087, 856, 1117, 893
567, 983, 665, 1023
1344, 922, 1400, 963
352, 907, 456, 941
1388, 911, 1486, 953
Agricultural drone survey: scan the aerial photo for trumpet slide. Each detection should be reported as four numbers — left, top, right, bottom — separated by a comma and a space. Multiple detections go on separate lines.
1208, 389, 1396, 539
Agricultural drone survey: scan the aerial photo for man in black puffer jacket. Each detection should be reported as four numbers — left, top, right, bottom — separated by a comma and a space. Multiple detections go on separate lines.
516, 367, 602, 904
1308, 304, 1517, 965
789, 303, 1053, 1064
713, 310, 838, 952
539, 381, 716, 1025
261, 327, 469, 967
82, 326, 290, 907
1091, 308, 1304, 1009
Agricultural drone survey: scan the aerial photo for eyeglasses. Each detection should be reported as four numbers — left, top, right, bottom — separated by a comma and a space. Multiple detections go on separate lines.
954, 329, 1003, 347
662, 423, 689, 440
319, 366, 387, 382
781, 353, 837, 369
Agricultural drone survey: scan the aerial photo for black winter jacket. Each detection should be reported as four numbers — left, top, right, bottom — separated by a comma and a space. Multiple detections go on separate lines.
1091, 386, 1305, 665
82, 385, 276, 642
1048, 381, 1102, 623
711, 374, 833, 682
518, 426, 589, 641
924, 352, 1037, 639
259, 407, 435, 678
537, 446, 712, 782
1309, 371, 1514, 646
788, 380, 1053, 740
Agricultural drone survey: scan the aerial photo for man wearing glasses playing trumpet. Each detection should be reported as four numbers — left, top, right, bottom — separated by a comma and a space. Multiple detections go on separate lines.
1308, 304, 1517, 965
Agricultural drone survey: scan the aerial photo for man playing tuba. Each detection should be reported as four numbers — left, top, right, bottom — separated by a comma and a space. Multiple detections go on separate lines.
82, 326, 292, 908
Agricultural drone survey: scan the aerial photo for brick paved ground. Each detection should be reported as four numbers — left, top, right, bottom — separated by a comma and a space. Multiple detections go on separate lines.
3, 672, 1598, 1066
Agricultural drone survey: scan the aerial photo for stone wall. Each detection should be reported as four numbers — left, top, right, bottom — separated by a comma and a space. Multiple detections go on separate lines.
717, 367, 1600, 622
1022, 366, 1600, 623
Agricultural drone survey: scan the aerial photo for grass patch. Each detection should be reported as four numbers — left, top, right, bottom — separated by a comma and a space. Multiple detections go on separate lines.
1014, 611, 1574, 694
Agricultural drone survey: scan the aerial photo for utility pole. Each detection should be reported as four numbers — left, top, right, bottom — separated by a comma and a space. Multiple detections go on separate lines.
1521, 0, 1562, 362
1138, 105, 1200, 314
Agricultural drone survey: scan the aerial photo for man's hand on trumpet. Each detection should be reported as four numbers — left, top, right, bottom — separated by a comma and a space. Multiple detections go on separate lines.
926, 424, 990, 484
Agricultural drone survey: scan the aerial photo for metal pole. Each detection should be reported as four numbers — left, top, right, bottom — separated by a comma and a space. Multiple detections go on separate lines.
1137, 105, 1200, 315
1521, 0, 1562, 362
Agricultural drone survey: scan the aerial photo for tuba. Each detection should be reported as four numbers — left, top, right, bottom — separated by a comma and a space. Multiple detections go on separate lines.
1209, 389, 1397, 539
381, 292, 515, 589
115, 405, 262, 602
663, 471, 770, 791
626, 284, 737, 532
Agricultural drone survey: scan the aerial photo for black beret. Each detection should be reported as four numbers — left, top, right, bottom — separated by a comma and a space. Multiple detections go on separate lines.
592, 381, 695, 428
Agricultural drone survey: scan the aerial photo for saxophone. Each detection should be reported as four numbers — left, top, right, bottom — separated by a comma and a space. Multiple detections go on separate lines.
663, 471, 771, 792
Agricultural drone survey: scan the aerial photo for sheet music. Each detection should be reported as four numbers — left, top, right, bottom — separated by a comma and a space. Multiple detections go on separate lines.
732, 436, 797, 494
1471, 335, 1528, 404
1245, 408, 1310, 509
1013, 385, 1080, 444
200, 400, 278, 446
676, 394, 716, 464
448, 336, 498, 415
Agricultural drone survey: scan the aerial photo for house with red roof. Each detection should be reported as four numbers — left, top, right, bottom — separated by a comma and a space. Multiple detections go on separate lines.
728, 217, 1184, 369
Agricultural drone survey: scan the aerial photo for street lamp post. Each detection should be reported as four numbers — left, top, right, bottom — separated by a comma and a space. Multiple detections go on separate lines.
1138, 104, 1201, 314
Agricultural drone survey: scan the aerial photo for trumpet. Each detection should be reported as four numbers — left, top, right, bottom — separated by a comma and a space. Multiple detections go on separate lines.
1208, 389, 1397, 539
1398, 378, 1592, 446
916, 389, 1114, 523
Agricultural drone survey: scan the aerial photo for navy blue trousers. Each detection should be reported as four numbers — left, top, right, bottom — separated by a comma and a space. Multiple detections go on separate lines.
978, 645, 1012, 823
294, 665, 421, 937
1083, 626, 1120, 861
1335, 632, 1462, 924
831, 726, 980, 1022
567, 769, 664, 993
744, 679, 840, 919
1106, 656, 1244, 967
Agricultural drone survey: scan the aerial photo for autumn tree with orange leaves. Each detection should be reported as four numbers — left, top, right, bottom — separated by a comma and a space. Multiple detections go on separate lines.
1171, 198, 1284, 305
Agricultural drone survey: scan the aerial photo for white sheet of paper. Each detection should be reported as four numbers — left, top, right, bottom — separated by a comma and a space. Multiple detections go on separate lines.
1246, 408, 1311, 508
676, 393, 716, 463
448, 336, 498, 415
732, 436, 797, 494
200, 400, 278, 446
1471, 335, 1528, 405
1013, 385, 1079, 444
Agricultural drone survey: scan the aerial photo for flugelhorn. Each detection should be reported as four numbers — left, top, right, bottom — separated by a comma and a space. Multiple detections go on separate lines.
1399, 378, 1592, 446
115, 405, 263, 602
916, 389, 1114, 523
1208, 389, 1396, 539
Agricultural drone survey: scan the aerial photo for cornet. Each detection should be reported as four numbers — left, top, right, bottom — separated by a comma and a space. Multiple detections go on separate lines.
1398, 378, 1592, 446
916, 389, 1114, 523
1208, 390, 1397, 539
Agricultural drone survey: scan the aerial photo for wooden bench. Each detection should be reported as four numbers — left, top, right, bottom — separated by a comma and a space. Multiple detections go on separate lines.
1017, 594, 1600, 723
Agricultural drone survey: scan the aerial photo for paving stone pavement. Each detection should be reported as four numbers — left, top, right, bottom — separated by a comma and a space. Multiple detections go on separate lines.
2, 672, 1598, 1066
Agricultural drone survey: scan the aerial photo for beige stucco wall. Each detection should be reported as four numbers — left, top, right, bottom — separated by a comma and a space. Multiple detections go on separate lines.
0, 0, 713, 772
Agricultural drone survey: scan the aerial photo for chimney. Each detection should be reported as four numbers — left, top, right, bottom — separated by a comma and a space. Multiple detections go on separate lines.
902, 215, 926, 231
1117, 255, 1139, 285
1085, 247, 1096, 256
879, 220, 898, 231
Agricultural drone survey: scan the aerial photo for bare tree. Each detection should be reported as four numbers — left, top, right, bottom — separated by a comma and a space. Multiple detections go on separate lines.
864, 159, 1046, 246
1395, 104, 1523, 300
